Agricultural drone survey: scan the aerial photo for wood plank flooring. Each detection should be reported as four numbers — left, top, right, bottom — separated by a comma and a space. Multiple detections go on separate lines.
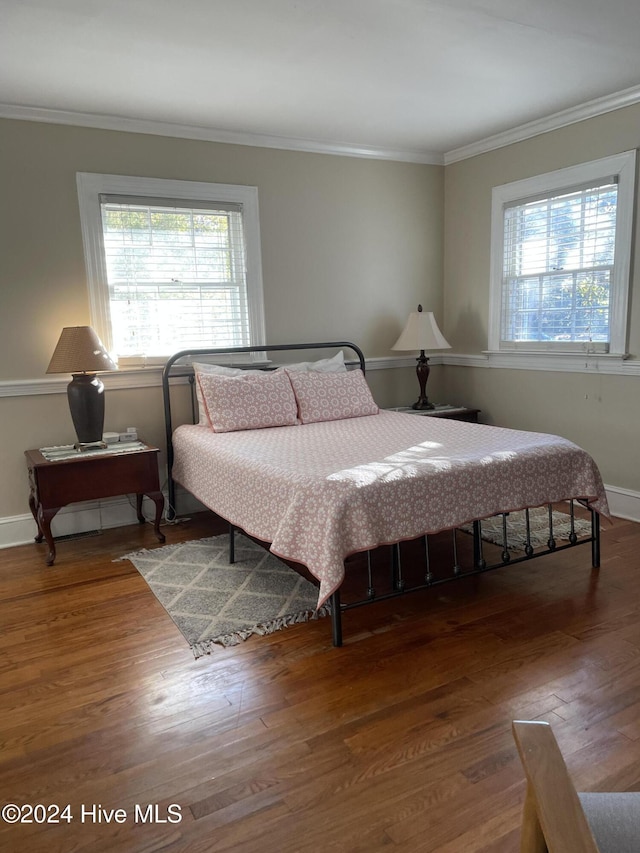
1, 511, 640, 852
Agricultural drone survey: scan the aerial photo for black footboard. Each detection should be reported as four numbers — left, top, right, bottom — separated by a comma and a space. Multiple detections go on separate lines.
328, 502, 601, 647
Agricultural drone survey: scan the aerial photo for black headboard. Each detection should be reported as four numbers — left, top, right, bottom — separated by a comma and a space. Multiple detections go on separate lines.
161, 341, 366, 517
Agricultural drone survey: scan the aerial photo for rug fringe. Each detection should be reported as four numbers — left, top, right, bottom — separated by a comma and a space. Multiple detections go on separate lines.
115, 540, 193, 562
191, 604, 332, 657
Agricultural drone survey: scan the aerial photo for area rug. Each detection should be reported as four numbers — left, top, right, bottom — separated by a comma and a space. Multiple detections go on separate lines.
121, 533, 328, 656
461, 507, 592, 550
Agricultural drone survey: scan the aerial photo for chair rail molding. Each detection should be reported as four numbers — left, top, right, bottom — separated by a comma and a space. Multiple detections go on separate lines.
0, 356, 429, 398
442, 352, 640, 375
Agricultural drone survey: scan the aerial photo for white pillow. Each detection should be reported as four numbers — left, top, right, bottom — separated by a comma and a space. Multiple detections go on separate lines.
278, 350, 347, 373
192, 362, 264, 424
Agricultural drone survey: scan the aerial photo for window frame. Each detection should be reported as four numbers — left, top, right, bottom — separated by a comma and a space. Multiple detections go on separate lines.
488, 151, 636, 357
76, 173, 266, 365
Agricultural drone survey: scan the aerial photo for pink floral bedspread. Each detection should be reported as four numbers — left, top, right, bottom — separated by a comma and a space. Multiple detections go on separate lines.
172, 412, 609, 607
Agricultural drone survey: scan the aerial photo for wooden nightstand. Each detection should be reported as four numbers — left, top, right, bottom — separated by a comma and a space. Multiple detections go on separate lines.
388, 405, 480, 423
25, 443, 166, 566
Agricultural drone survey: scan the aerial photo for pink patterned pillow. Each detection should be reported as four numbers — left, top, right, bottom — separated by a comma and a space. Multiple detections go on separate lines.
198, 371, 298, 432
287, 369, 379, 424
193, 362, 264, 425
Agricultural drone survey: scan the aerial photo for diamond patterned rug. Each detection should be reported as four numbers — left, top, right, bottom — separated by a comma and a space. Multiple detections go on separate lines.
121, 533, 328, 656
461, 507, 592, 550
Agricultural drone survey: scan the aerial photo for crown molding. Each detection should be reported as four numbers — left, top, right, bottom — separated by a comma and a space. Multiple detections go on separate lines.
3, 80, 640, 168
0, 103, 443, 166
444, 83, 640, 164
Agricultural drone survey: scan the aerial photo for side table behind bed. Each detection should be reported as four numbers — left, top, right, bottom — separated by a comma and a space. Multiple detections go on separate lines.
25, 443, 165, 566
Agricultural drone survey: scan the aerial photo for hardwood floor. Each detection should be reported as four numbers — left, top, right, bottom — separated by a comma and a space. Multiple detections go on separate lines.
1, 511, 640, 852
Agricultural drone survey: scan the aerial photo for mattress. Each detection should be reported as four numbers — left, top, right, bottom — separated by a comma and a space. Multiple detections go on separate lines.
172, 411, 609, 607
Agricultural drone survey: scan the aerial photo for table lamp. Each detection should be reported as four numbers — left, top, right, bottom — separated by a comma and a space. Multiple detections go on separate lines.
392, 305, 451, 409
46, 326, 118, 450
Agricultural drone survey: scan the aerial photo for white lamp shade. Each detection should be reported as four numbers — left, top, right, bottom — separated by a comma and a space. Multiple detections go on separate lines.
392, 309, 451, 352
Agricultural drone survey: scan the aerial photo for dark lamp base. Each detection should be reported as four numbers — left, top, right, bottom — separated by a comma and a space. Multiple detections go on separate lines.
74, 440, 108, 452
67, 373, 106, 445
413, 353, 434, 411
412, 398, 435, 410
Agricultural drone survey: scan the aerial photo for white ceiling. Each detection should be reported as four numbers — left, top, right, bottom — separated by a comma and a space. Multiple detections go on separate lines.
3, 0, 640, 163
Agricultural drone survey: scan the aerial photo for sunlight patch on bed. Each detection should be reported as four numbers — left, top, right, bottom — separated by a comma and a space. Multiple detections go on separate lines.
480, 450, 518, 465
385, 441, 443, 462
327, 442, 451, 486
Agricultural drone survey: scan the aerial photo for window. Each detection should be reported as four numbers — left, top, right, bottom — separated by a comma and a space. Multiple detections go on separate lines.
489, 152, 636, 356
77, 174, 266, 364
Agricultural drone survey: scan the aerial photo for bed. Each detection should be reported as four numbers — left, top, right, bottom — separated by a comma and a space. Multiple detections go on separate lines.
162, 342, 609, 646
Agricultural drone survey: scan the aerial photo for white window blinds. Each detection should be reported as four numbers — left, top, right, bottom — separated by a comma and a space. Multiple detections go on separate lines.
501, 180, 618, 350
100, 197, 250, 357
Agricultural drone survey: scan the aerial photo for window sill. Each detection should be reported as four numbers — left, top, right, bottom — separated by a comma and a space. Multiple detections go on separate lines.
442, 351, 640, 376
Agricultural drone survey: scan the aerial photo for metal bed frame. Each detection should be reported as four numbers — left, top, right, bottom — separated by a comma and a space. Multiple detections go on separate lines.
162, 341, 366, 517
328, 502, 600, 646
161, 341, 601, 647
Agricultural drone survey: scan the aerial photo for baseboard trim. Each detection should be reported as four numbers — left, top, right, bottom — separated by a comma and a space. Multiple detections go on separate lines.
603, 484, 640, 523
0, 489, 206, 551
1, 484, 636, 552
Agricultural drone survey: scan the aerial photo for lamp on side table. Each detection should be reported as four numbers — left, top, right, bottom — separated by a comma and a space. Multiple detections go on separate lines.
46, 326, 117, 450
392, 305, 451, 410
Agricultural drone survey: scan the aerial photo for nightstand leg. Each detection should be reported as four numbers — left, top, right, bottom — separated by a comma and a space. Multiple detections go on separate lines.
135, 493, 145, 524
136, 493, 165, 541
36, 505, 57, 566
135, 493, 165, 541
148, 491, 166, 542
28, 490, 44, 543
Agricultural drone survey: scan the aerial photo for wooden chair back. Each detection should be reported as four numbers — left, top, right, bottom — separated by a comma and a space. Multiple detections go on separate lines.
512, 720, 600, 853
